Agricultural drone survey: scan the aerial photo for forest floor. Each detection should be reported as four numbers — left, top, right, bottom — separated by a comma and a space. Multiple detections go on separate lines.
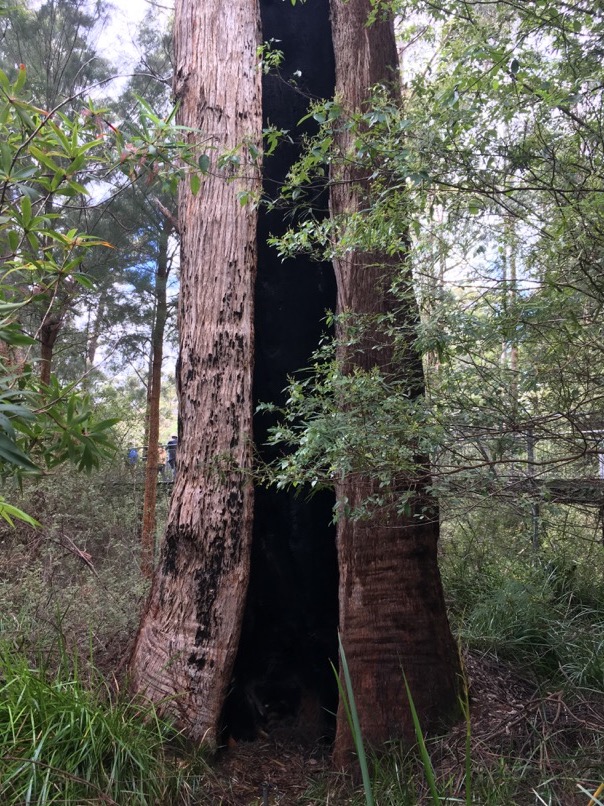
186, 650, 604, 805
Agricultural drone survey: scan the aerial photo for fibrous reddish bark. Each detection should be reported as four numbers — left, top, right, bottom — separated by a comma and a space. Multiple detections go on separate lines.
129, 0, 262, 748
329, 0, 462, 765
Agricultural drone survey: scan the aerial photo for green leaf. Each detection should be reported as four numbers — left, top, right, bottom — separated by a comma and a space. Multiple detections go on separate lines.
71, 273, 95, 290
89, 417, 120, 432
7, 231, 20, 252
0, 141, 12, 173
0, 498, 40, 527
20, 195, 32, 227
403, 671, 441, 805
12, 64, 27, 94
334, 634, 374, 806
0, 434, 38, 471
198, 154, 210, 173
190, 172, 201, 196
0, 326, 35, 346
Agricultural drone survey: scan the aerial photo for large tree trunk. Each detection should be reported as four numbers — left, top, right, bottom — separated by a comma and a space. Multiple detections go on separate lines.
129, 0, 262, 748
329, 0, 462, 765
140, 220, 171, 578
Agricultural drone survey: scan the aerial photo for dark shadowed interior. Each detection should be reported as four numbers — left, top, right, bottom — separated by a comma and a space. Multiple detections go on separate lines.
221, 0, 339, 744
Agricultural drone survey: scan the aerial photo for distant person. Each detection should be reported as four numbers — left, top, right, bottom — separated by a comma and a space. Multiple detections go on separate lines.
167, 435, 178, 478
126, 446, 138, 472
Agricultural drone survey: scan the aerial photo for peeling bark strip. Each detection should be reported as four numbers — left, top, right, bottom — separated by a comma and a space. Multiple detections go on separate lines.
129, 0, 262, 747
329, 0, 462, 765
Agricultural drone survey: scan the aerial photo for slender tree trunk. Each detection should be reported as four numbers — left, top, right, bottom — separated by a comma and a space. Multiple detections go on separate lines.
329, 0, 461, 765
37, 280, 76, 386
508, 220, 519, 413
140, 221, 171, 578
86, 287, 108, 372
39, 315, 61, 385
143, 350, 153, 451
501, 218, 518, 416
38, 195, 61, 386
129, 0, 262, 747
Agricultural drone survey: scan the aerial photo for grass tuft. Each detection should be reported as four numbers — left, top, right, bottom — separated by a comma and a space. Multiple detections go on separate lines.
0, 643, 194, 805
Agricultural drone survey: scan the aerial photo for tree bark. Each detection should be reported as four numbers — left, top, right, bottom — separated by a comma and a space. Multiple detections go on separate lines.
129, 0, 262, 748
39, 315, 61, 386
329, 0, 462, 765
140, 220, 171, 578
37, 278, 76, 386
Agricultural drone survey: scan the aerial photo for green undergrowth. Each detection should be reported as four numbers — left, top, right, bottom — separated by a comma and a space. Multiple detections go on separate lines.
0, 464, 160, 674
0, 643, 204, 805
3, 467, 604, 804
441, 504, 604, 691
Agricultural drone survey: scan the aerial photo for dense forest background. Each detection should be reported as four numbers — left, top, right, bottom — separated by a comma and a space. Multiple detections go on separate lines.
0, 0, 603, 803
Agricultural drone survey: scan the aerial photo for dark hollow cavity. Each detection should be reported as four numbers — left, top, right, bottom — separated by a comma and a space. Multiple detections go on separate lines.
221, 0, 338, 744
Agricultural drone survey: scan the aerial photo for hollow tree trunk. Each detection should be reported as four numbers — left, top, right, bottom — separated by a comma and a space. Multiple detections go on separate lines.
129, 0, 262, 748
140, 220, 171, 578
223, 0, 339, 743
329, 0, 462, 765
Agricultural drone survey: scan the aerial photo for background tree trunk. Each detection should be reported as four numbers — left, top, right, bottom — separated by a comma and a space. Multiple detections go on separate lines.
39, 316, 61, 385
329, 0, 462, 765
140, 220, 171, 578
129, 0, 262, 748
38, 282, 75, 385
85, 287, 108, 373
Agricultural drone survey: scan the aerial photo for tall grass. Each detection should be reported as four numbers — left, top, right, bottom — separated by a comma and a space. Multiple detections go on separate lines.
440, 513, 604, 692
0, 644, 188, 805
0, 464, 151, 674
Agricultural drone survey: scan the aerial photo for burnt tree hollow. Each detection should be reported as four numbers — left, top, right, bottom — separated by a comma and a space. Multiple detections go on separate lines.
221, 0, 338, 744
